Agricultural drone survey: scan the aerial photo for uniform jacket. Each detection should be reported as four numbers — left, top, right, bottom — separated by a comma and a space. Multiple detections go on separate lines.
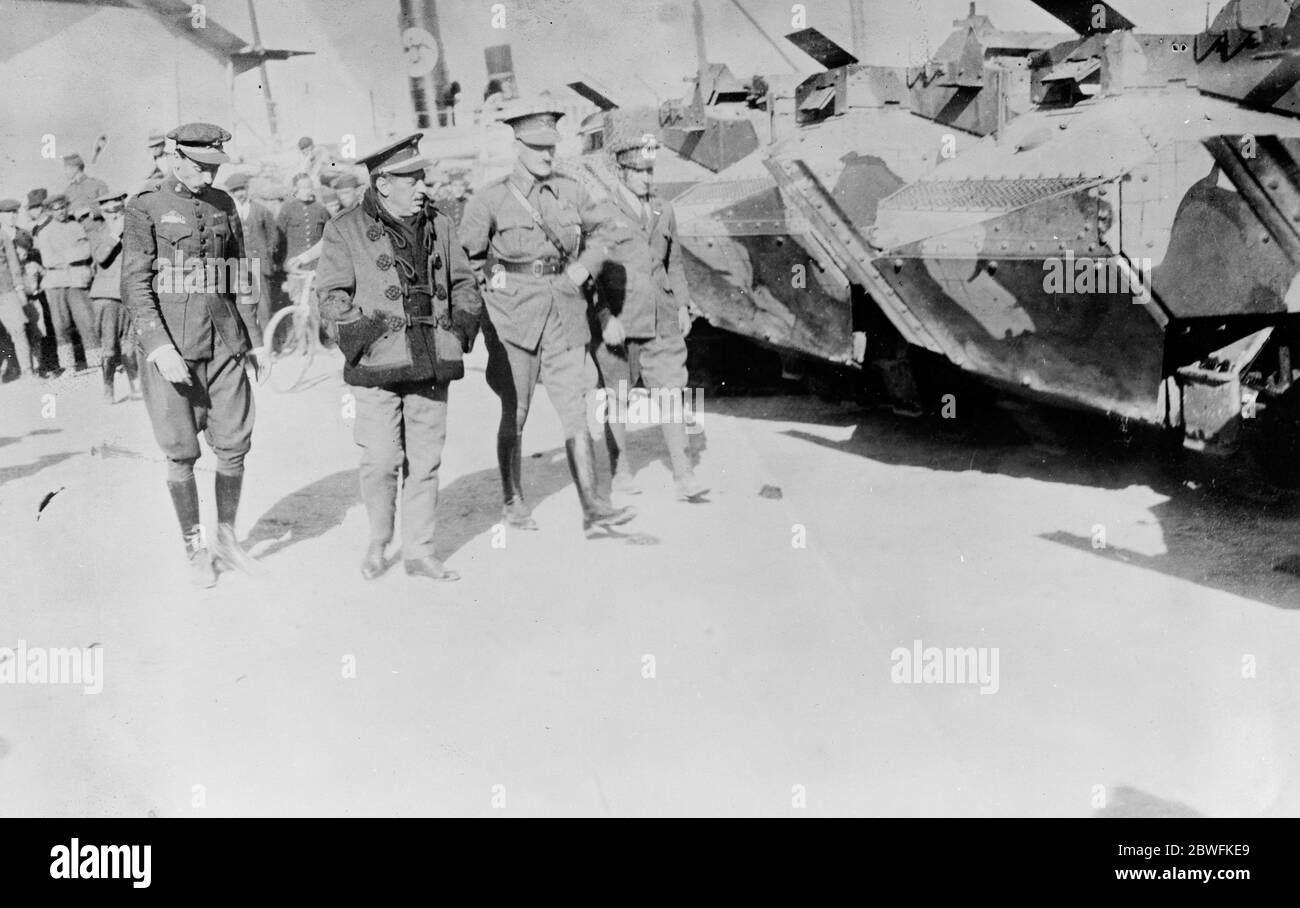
458, 161, 628, 352
236, 199, 280, 275
35, 219, 92, 288
276, 197, 330, 262
87, 220, 124, 300
121, 179, 258, 361
594, 185, 691, 340
316, 188, 482, 388
65, 173, 109, 214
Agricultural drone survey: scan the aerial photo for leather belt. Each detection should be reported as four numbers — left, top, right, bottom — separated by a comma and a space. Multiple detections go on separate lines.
380, 312, 453, 332
489, 257, 564, 277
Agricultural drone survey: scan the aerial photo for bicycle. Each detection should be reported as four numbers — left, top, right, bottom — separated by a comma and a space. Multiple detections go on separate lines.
261, 268, 329, 392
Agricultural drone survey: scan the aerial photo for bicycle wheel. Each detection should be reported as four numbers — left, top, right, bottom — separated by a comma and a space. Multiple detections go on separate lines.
263, 306, 314, 391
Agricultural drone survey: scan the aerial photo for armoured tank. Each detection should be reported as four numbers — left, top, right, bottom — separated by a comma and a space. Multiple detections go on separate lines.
675, 0, 1300, 470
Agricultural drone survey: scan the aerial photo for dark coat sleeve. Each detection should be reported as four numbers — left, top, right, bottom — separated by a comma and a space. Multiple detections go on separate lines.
315, 216, 386, 366
443, 213, 482, 352
121, 193, 173, 356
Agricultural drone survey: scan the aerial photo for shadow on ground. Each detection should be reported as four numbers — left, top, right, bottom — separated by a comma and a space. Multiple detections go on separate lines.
703, 392, 1300, 610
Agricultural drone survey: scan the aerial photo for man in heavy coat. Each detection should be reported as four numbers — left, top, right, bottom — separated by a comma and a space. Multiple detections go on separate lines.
316, 134, 483, 582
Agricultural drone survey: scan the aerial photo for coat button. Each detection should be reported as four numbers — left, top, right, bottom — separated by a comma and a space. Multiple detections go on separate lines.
376, 253, 393, 270
385, 285, 402, 300
366, 225, 383, 241
435, 285, 447, 300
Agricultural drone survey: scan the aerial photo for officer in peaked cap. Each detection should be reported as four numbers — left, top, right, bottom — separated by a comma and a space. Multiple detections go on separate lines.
591, 129, 707, 502
459, 101, 637, 537
315, 132, 483, 582
122, 121, 264, 588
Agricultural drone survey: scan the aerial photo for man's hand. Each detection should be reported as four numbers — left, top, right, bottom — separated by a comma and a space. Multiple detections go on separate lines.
602, 315, 626, 348
244, 347, 265, 382
678, 306, 692, 337
152, 346, 192, 386
564, 262, 589, 289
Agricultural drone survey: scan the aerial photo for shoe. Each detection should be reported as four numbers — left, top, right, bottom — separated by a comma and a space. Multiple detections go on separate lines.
502, 498, 538, 531
675, 475, 710, 501
612, 467, 642, 496
213, 523, 265, 575
565, 435, 636, 534
403, 555, 460, 582
361, 540, 388, 580
184, 529, 217, 589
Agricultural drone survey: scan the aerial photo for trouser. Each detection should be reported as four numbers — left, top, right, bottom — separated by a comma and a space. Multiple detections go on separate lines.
0, 290, 33, 377
593, 330, 693, 481
139, 334, 255, 482
484, 303, 590, 440
253, 269, 275, 336
92, 297, 137, 380
46, 286, 99, 366
352, 382, 448, 560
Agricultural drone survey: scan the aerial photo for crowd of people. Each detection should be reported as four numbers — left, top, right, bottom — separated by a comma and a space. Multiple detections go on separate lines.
0, 133, 443, 401
5, 110, 706, 589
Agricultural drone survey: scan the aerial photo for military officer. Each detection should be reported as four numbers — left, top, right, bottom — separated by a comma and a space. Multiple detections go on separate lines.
593, 131, 708, 501
122, 122, 264, 588
316, 133, 483, 582
458, 103, 636, 536
0, 199, 36, 381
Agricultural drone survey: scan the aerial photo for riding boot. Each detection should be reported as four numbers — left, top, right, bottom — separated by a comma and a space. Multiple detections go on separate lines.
101, 357, 116, 404
167, 478, 215, 588
566, 434, 636, 535
662, 420, 708, 501
499, 432, 537, 530
212, 472, 264, 575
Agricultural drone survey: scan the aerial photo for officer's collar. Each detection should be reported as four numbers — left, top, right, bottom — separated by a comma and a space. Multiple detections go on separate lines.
170, 180, 204, 199
509, 161, 556, 194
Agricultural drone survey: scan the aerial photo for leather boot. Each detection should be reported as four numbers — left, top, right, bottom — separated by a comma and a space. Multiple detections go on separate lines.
662, 420, 708, 501
212, 472, 264, 575
101, 358, 116, 404
167, 479, 215, 588
361, 539, 389, 580
566, 434, 636, 535
498, 433, 537, 530
605, 419, 640, 495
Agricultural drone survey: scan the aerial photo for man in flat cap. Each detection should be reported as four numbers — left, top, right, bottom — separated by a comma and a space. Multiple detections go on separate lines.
333, 172, 364, 213
226, 172, 280, 335
459, 103, 636, 536
87, 190, 137, 402
316, 133, 483, 582
22, 188, 50, 237
0, 199, 38, 381
35, 193, 99, 372
123, 122, 264, 588
592, 129, 707, 502
146, 132, 168, 176
63, 153, 109, 217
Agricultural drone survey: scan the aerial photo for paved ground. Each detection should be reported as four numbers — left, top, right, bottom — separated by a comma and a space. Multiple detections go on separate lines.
2, 344, 1299, 817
